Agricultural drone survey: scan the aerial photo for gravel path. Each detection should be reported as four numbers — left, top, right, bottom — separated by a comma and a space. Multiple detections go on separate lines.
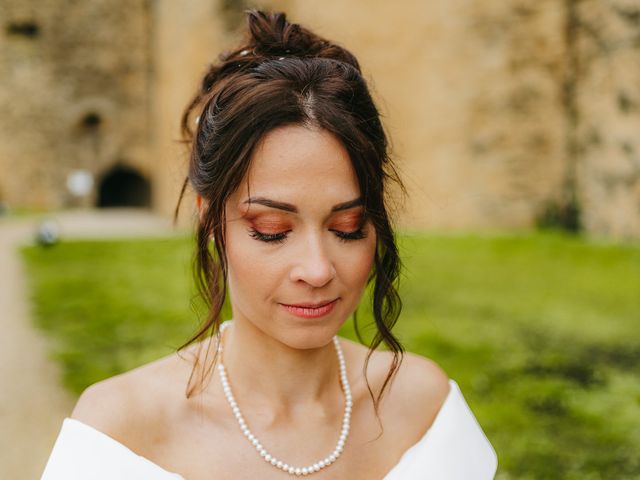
0, 208, 187, 479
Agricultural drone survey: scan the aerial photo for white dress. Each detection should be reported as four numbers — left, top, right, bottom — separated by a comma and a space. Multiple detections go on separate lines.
41, 379, 497, 479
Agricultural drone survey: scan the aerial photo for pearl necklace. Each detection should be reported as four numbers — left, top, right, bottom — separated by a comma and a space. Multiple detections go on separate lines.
216, 320, 353, 476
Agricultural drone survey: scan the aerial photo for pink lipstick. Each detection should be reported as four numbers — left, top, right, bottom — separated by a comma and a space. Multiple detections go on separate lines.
280, 299, 338, 318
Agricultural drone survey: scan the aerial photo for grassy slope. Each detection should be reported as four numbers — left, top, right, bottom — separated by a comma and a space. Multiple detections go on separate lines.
20, 230, 640, 479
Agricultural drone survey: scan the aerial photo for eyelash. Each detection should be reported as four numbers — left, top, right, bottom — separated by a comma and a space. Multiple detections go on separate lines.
247, 227, 368, 244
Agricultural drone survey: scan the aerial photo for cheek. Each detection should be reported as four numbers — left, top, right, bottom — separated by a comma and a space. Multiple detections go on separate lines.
225, 224, 280, 292
225, 223, 250, 293
338, 233, 376, 289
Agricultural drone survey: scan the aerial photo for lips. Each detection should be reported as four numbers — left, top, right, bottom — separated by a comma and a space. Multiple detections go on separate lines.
280, 298, 339, 319
281, 299, 338, 308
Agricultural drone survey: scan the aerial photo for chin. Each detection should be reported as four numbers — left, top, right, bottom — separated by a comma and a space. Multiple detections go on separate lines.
290, 335, 336, 351
276, 316, 343, 351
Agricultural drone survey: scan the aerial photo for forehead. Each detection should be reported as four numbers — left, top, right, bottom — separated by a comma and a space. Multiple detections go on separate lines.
237, 125, 360, 202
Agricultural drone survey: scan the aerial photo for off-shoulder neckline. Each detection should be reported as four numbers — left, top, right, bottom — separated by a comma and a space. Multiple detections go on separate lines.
63, 379, 459, 479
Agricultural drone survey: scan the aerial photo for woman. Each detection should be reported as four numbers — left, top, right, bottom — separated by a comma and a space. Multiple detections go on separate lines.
41, 9, 497, 479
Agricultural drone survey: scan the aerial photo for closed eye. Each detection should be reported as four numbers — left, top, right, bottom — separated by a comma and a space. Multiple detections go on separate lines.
247, 228, 289, 244
247, 227, 368, 244
332, 228, 368, 242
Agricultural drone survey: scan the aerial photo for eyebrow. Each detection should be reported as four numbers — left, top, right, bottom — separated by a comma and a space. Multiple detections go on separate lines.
242, 196, 363, 213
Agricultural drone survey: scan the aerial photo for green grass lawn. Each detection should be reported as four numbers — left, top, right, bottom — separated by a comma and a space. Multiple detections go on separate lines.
20, 230, 640, 479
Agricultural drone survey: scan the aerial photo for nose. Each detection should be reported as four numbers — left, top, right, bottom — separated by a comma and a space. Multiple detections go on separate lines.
289, 231, 337, 287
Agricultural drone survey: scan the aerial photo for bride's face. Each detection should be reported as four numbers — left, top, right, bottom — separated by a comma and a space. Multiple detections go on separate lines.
223, 124, 377, 349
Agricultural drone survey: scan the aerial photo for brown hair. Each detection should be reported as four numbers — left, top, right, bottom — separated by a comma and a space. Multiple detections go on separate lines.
173, 9, 407, 423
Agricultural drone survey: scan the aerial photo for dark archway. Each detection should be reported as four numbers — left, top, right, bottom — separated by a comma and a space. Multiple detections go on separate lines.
97, 165, 151, 208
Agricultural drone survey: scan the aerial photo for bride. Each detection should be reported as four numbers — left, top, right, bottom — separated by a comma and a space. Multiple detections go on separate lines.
41, 9, 497, 479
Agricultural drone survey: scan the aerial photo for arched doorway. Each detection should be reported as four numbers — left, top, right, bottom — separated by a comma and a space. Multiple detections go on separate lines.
97, 165, 151, 208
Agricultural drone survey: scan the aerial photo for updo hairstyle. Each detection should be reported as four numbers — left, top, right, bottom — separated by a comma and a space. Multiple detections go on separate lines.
173, 9, 407, 423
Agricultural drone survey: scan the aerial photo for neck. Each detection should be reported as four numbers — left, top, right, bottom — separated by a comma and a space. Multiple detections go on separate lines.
219, 318, 343, 422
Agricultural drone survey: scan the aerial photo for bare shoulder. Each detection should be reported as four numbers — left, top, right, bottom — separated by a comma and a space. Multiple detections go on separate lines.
340, 337, 449, 401
70, 351, 185, 447
380, 350, 451, 447
339, 337, 450, 436
70, 372, 137, 438
389, 351, 451, 410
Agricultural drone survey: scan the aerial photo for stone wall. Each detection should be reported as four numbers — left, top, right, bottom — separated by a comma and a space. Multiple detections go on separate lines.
1, 0, 639, 240
573, 0, 640, 240
150, 0, 228, 228
0, 0, 153, 209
